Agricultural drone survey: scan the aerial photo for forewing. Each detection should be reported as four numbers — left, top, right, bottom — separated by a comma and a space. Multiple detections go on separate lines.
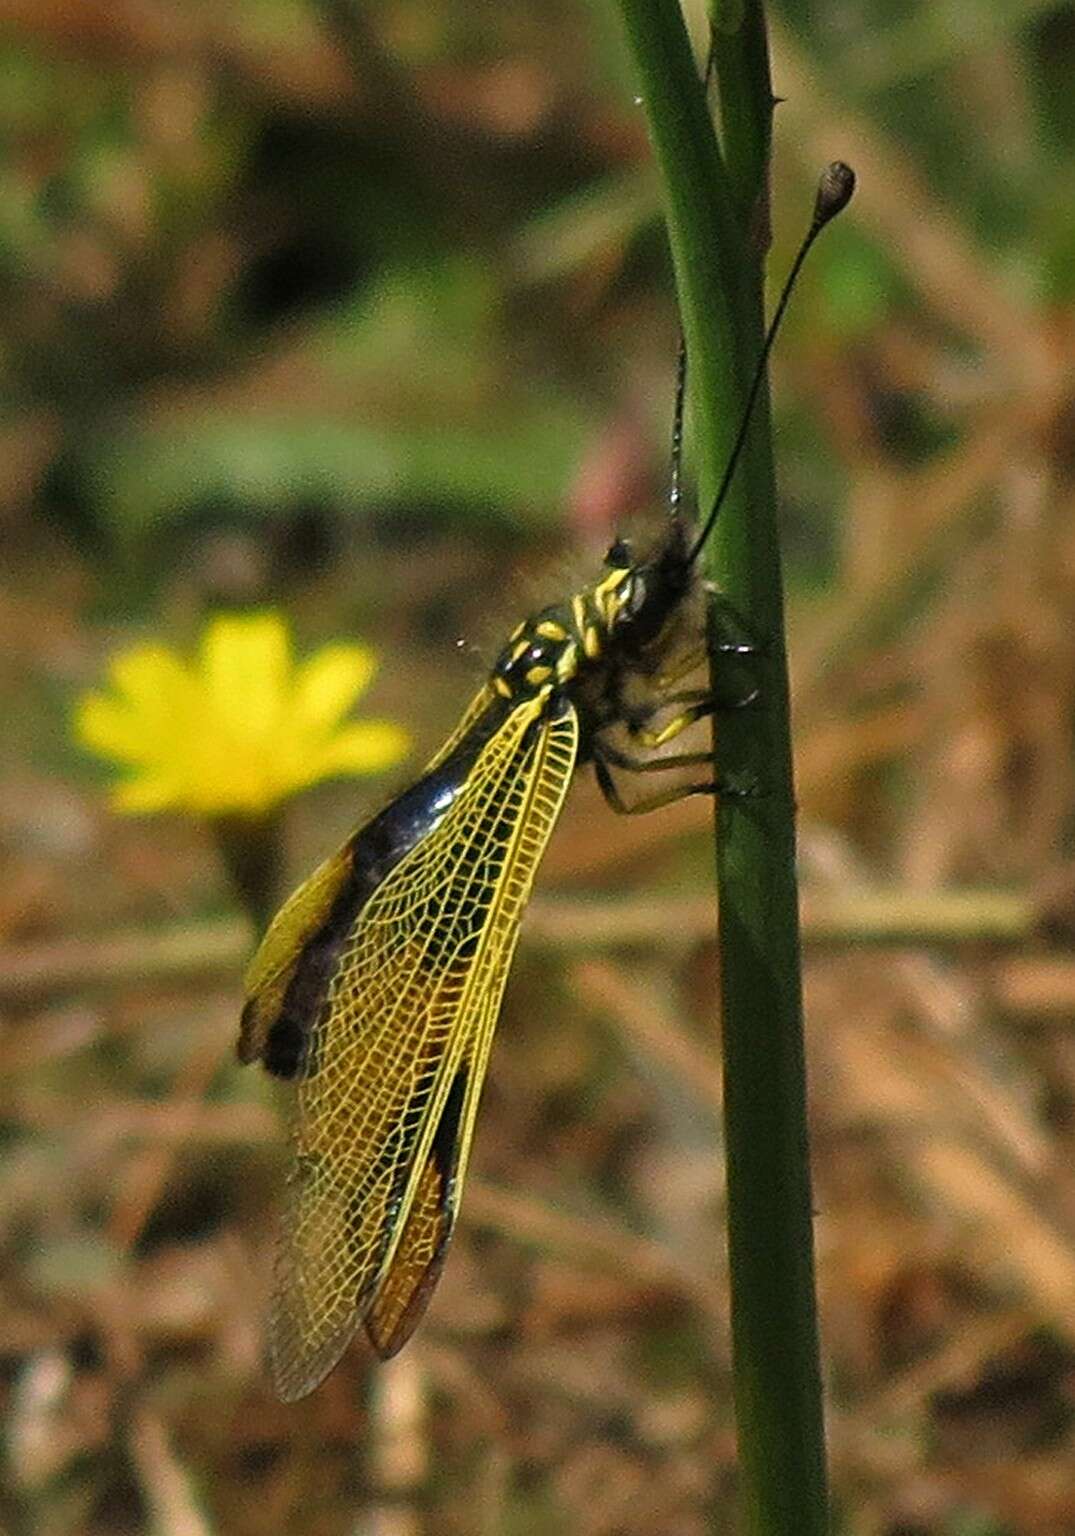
270, 693, 579, 1399
239, 682, 494, 1066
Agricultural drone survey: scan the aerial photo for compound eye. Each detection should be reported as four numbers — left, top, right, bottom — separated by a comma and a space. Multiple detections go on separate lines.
605, 536, 631, 568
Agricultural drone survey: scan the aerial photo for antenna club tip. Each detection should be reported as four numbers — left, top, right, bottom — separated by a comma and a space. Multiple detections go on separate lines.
814, 161, 856, 225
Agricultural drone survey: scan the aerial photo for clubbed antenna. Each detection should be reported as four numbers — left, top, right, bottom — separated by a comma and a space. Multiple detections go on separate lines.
686, 161, 856, 566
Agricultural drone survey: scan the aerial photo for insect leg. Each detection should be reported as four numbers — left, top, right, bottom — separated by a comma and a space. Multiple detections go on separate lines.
629, 691, 715, 748
594, 688, 712, 751
653, 621, 761, 707
654, 645, 707, 690
593, 754, 717, 815
612, 675, 757, 756
593, 737, 761, 814
595, 741, 712, 774
650, 613, 760, 690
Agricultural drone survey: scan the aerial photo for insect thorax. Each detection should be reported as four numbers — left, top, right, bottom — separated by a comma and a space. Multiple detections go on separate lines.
489, 521, 696, 713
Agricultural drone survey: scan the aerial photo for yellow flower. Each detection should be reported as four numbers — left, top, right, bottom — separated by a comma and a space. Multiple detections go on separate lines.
75, 611, 411, 816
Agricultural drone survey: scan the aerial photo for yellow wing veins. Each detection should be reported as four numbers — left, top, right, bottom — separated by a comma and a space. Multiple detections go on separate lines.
269, 689, 579, 1398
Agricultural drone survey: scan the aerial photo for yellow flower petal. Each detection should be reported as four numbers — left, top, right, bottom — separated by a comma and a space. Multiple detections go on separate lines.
201, 613, 291, 745
313, 720, 412, 778
110, 770, 188, 814
76, 645, 198, 766
75, 693, 156, 765
292, 643, 377, 733
74, 610, 410, 817
108, 643, 193, 710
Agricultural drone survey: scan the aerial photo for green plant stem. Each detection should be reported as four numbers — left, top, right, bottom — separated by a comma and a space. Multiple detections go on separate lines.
212, 812, 284, 936
709, 1, 774, 228
612, 3, 828, 1533
614, 0, 748, 503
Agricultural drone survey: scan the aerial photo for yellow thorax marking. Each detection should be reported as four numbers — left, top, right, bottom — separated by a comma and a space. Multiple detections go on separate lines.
555, 641, 577, 683
593, 566, 629, 626
535, 619, 568, 641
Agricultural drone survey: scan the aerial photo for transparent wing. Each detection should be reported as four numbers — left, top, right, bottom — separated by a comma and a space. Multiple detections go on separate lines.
421, 681, 498, 772
268, 692, 579, 1399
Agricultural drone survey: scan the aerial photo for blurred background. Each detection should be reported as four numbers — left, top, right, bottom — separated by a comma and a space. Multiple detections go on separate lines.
3, 1, 1075, 1532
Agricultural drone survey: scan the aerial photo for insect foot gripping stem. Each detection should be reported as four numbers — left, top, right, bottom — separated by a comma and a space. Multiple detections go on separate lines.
716, 769, 763, 802
706, 590, 763, 659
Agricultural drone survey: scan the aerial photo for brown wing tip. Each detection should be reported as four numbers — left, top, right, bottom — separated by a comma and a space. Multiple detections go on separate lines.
364, 1250, 448, 1360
